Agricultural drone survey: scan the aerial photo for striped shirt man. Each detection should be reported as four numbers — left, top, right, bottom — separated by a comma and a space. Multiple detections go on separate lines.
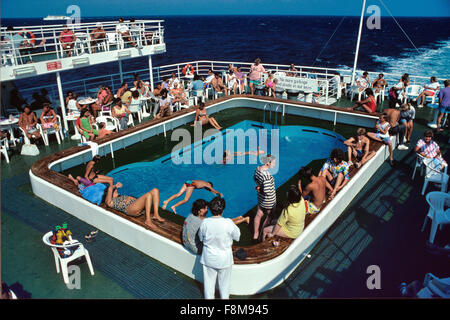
254, 167, 276, 209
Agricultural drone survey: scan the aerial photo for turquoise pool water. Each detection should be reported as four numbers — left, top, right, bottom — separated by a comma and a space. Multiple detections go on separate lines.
107, 120, 346, 218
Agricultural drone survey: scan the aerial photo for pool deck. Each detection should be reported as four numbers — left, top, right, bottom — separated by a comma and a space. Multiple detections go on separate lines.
1, 96, 449, 299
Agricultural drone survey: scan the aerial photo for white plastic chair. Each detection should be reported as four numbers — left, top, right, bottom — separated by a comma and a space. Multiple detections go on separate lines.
96, 115, 119, 132
18, 126, 46, 145
99, 102, 113, 117
40, 115, 62, 146
425, 90, 439, 104
421, 158, 449, 195
1, 137, 10, 163
412, 153, 426, 180
421, 273, 450, 298
403, 85, 423, 103
422, 192, 450, 244
374, 86, 386, 103
126, 113, 135, 127
128, 98, 143, 123
350, 85, 366, 101
42, 231, 94, 284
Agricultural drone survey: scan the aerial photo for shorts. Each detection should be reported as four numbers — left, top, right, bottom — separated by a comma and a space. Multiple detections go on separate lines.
375, 133, 390, 144
249, 79, 260, 85
42, 122, 54, 129
305, 200, 320, 214
27, 127, 38, 134
438, 105, 450, 113
424, 90, 435, 96
356, 149, 364, 159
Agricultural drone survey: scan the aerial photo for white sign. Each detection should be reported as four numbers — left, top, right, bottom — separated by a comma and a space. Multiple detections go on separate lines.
276, 75, 318, 92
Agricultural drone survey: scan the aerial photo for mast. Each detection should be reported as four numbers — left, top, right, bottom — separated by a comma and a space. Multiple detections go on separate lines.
351, 0, 366, 86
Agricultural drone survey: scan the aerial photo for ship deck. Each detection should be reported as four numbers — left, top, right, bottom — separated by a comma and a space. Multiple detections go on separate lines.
1, 96, 449, 299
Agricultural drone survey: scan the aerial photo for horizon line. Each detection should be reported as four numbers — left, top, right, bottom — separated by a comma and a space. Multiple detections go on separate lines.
3, 14, 450, 19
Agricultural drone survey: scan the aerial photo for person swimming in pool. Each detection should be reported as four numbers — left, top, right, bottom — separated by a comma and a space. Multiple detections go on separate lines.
162, 180, 223, 214
222, 147, 265, 164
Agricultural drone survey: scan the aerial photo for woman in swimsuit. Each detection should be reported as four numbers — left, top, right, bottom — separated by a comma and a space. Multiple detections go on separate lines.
348, 88, 377, 113
192, 101, 222, 130
105, 181, 164, 228
84, 155, 114, 185
162, 180, 223, 214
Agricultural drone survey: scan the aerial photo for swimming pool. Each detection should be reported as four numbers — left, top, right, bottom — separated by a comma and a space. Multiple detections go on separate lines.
107, 120, 346, 218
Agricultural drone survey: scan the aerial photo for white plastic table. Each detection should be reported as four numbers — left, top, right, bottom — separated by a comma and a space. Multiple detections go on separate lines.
66, 113, 81, 140
0, 117, 19, 146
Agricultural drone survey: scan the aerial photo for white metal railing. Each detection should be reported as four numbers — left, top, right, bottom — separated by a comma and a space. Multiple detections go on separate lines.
0, 19, 164, 67
15, 59, 448, 110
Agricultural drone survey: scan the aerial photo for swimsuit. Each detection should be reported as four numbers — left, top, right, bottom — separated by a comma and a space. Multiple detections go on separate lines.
185, 180, 195, 188
367, 96, 376, 113
111, 195, 137, 215
305, 200, 320, 214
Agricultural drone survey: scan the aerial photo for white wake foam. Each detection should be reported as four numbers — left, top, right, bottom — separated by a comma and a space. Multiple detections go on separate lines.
371, 39, 450, 79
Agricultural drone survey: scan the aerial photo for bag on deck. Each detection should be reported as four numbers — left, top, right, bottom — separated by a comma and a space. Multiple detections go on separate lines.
20, 143, 39, 156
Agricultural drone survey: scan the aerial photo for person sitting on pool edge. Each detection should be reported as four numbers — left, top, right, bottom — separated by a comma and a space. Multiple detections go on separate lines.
261, 184, 307, 242
297, 166, 332, 214
318, 148, 350, 200
162, 180, 223, 215
182, 199, 249, 255
344, 128, 376, 169
84, 155, 114, 185
105, 181, 164, 228
192, 101, 222, 130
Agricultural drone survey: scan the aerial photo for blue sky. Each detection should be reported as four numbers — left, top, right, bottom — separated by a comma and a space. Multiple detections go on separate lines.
2, 0, 450, 18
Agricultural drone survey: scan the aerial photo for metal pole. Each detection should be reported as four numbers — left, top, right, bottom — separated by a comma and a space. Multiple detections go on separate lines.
148, 55, 154, 91
56, 71, 69, 132
351, 0, 366, 86
119, 59, 123, 83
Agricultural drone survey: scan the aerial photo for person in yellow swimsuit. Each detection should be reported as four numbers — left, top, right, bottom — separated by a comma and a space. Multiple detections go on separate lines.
262, 185, 307, 241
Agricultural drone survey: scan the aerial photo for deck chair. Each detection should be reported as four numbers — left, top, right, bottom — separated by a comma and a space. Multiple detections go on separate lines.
128, 99, 143, 123
412, 153, 426, 180
421, 158, 449, 195
96, 115, 119, 132
403, 85, 422, 103
42, 231, 94, 284
0, 138, 10, 163
40, 115, 63, 146
422, 191, 450, 244
419, 273, 450, 298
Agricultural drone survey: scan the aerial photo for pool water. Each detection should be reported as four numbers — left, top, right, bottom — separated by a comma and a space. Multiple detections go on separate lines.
107, 120, 346, 218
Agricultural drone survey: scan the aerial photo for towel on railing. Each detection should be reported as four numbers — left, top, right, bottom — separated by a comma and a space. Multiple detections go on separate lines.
85, 141, 99, 158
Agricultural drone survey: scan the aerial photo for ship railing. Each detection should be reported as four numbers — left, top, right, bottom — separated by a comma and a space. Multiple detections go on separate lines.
16, 60, 448, 109
0, 19, 164, 67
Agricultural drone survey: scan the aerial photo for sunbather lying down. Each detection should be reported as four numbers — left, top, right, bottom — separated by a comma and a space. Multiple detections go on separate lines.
68, 174, 164, 228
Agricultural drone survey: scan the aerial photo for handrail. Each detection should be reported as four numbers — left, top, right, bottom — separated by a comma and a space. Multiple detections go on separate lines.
14, 59, 448, 108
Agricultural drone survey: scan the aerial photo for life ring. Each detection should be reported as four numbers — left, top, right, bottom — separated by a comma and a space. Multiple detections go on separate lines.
182, 64, 195, 75
19, 29, 36, 46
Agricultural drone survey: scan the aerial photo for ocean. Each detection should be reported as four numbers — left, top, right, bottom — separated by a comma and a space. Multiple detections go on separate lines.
2, 15, 450, 89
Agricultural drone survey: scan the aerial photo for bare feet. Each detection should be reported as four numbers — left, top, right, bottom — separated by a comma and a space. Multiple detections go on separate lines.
144, 219, 156, 228
170, 206, 177, 214
162, 200, 169, 210
153, 215, 165, 222
243, 216, 250, 224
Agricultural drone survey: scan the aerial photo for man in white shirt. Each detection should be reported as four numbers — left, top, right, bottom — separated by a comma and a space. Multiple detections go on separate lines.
198, 196, 241, 299
116, 17, 136, 47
